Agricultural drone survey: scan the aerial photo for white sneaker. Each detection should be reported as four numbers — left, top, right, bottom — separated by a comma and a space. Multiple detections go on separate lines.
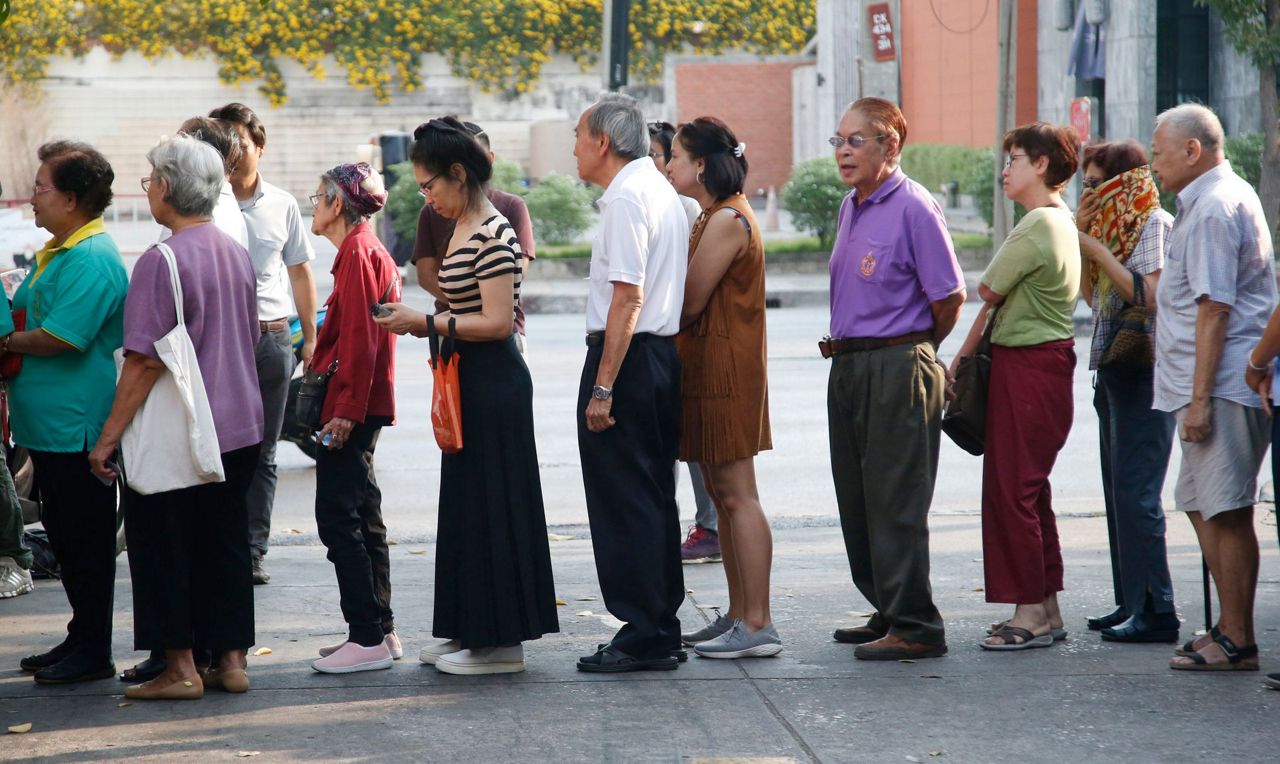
319, 631, 403, 659
418, 638, 462, 665
0, 557, 33, 599
311, 641, 394, 674
435, 645, 525, 675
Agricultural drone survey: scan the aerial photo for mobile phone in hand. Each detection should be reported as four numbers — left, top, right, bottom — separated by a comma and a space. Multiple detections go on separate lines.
371, 303, 392, 318
94, 459, 120, 487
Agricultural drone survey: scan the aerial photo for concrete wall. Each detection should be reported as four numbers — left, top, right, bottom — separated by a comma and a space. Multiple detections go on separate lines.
1105, 1, 1158, 145
1209, 13, 1262, 136
1037, 0, 1076, 127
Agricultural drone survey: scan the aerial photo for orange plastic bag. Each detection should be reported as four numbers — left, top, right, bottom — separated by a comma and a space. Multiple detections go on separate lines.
428, 316, 463, 453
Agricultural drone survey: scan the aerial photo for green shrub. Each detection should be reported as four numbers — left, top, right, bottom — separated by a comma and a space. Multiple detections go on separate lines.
383, 161, 424, 244
781, 158, 848, 248
1225, 132, 1263, 189
525, 172, 596, 245
900, 143, 990, 195
492, 157, 527, 196
961, 148, 997, 229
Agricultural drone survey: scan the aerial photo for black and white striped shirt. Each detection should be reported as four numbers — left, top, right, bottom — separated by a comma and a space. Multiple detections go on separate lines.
440, 214, 522, 318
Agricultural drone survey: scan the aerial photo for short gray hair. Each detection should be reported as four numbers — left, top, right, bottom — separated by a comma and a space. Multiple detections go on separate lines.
146, 134, 224, 217
1155, 103, 1224, 154
320, 169, 386, 226
585, 93, 649, 161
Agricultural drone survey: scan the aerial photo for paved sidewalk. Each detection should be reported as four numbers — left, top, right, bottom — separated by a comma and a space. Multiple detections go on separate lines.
2, 515, 1277, 762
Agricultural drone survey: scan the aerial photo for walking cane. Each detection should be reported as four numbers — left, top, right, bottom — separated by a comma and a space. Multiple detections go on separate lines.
1201, 555, 1212, 632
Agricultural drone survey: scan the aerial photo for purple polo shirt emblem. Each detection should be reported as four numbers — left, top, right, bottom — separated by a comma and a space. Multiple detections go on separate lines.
860, 252, 877, 277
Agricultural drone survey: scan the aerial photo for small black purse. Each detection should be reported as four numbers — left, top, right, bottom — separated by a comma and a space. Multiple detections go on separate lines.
295, 359, 338, 431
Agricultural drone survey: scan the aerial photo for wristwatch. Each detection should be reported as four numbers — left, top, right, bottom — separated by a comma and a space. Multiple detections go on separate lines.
591, 385, 613, 401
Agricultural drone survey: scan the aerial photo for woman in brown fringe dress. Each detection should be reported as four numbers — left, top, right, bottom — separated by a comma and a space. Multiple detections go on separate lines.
665, 117, 780, 659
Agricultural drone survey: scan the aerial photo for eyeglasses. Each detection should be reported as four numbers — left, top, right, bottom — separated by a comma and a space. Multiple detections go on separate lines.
308, 193, 324, 207
32, 183, 57, 196
1003, 153, 1029, 169
828, 134, 884, 149
139, 177, 152, 193
417, 172, 445, 198
1082, 177, 1101, 190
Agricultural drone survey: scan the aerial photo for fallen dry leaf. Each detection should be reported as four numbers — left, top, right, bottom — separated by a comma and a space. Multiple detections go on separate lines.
237, 753, 262, 758
7, 723, 31, 734
898, 659, 916, 664
847, 610, 874, 618
547, 533, 574, 541
972, 587, 984, 592
576, 610, 593, 617
576, 596, 597, 601
253, 647, 272, 656
686, 588, 694, 594
285, 528, 302, 534
554, 598, 567, 606
408, 550, 426, 556
386, 539, 398, 546
117, 702, 132, 708
929, 752, 945, 758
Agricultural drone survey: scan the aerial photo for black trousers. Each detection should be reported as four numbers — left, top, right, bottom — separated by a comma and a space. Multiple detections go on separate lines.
30, 449, 118, 662
578, 334, 684, 659
1094, 367, 1177, 615
124, 445, 258, 652
315, 421, 393, 647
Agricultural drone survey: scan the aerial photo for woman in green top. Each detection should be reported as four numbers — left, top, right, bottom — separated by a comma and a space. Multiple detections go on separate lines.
10, 142, 130, 685
949, 123, 1081, 652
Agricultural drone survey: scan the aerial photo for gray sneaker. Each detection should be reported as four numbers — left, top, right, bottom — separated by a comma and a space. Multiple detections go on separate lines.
0, 557, 34, 599
694, 620, 783, 659
682, 613, 732, 646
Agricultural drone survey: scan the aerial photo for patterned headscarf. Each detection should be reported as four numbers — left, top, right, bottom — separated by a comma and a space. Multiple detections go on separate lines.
1087, 164, 1161, 318
329, 162, 387, 217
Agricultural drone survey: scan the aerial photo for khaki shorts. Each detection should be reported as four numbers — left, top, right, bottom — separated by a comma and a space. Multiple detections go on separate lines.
1173, 398, 1271, 520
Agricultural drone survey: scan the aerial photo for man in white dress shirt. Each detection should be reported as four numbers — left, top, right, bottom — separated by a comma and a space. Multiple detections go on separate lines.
572, 93, 692, 673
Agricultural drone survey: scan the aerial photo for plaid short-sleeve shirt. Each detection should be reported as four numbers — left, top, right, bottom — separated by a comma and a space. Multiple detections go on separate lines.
1088, 209, 1172, 370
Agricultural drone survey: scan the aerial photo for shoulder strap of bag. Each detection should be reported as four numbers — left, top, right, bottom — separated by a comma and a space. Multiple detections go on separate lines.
978, 304, 1000, 353
441, 317, 457, 362
156, 243, 185, 328
426, 315, 441, 365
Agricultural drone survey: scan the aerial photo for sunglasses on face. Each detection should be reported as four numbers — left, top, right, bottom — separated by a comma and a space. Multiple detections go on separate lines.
829, 133, 884, 149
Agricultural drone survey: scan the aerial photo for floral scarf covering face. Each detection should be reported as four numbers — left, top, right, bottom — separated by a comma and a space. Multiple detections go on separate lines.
1087, 164, 1161, 317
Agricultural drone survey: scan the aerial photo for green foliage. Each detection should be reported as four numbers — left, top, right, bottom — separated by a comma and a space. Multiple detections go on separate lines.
525, 172, 596, 246
492, 157, 526, 196
961, 148, 998, 229
1194, 1, 1280, 67
1225, 132, 1264, 187
781, 158, 848, 248
900, 144, 991, 195
383, 161, 424, 245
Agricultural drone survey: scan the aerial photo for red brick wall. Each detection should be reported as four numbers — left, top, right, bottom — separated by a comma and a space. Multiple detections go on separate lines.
675, 60, 811, 195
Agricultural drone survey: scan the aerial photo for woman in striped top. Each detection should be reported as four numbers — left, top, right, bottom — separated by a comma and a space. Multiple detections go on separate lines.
375, 116, 558, 676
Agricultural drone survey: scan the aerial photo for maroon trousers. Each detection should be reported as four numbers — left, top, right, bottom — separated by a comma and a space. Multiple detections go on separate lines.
982, 340, 1076, 604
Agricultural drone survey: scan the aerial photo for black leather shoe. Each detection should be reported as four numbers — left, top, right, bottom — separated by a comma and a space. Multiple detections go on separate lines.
252, 557, 270, 585
1086, 607, 1129, 631
121, 653, 167, 682
20, 641, 73, 672
34, 654, 116, 685
1101, 613, 1179, 644
577, 645, 678, 673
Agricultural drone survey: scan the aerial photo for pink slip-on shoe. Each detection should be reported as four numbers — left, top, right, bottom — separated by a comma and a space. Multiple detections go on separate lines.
319, 631, 402, 659
311, 641, 394, 674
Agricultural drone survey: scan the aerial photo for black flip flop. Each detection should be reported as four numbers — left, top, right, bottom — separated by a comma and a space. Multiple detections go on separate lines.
577, 645, 678, 673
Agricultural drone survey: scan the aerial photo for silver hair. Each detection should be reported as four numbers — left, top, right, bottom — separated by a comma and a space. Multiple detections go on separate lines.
146, 134, 224, 217
1155, 103, 1224, 153
585, 93, 649, 161
320, 168, 386, 226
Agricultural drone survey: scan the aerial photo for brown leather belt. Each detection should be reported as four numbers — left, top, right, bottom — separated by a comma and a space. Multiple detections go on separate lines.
260, 319, 289, 333
819, 331, 933, 359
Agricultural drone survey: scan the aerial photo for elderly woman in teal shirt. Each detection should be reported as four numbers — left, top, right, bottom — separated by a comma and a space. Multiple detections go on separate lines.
10, 141, 129, 685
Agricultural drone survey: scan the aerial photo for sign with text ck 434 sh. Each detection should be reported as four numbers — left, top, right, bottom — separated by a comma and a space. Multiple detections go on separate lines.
868, 4, 896, 62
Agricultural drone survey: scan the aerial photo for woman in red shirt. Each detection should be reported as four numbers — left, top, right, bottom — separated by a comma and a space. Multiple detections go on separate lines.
306, 162, 403, 674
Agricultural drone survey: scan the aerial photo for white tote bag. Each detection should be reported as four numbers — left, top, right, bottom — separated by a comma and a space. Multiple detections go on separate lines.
119, 242, 225, 495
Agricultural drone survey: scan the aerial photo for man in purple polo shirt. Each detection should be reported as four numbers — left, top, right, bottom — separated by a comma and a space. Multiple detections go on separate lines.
824, 99, 965, 661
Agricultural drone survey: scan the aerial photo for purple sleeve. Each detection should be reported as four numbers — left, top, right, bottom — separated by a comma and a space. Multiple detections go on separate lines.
122, 247, 177, 359
506, 197, 536, 260
909, 199, 964, 302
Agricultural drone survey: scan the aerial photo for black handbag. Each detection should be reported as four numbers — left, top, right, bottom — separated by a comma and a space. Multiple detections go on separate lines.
942, 306, 998, 456
295, 359, 338, 431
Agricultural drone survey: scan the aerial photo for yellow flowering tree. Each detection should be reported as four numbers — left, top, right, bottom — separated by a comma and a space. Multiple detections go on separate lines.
0, 0, 816, 104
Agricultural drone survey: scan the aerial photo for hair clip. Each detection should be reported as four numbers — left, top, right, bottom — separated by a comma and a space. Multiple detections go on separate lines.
733, 142, 746, 158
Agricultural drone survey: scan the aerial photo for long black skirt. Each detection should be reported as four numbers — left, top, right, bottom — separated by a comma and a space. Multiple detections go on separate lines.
432, 335, 559, 648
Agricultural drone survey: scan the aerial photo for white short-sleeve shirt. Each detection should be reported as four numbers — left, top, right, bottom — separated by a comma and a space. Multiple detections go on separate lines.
239, 175, 316, 320
159, 180, 249, 252
586, 157, 690, 336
